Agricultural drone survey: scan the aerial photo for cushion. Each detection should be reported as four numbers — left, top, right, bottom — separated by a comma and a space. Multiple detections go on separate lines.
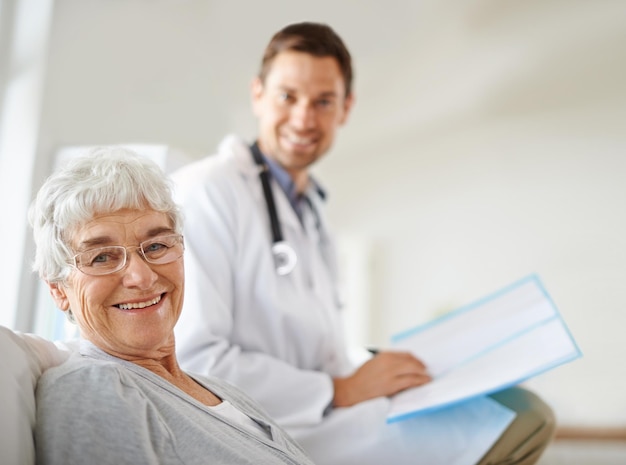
0, 326, 70, 465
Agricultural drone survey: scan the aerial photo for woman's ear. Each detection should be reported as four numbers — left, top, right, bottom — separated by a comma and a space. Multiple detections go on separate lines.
48, 282, 70, 311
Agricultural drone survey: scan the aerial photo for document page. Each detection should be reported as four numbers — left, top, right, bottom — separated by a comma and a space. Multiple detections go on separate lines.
387, 275, 581, 423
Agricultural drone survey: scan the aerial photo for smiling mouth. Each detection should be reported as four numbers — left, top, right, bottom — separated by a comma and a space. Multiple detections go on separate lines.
116, 294, 163, 310
288, 135, 313, 144
283, 134, 318, 147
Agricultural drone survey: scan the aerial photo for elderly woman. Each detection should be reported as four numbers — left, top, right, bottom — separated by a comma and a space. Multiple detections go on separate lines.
30, 147, 315, 465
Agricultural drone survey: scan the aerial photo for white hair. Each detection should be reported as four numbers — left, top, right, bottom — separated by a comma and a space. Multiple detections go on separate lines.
29, 146, 182, 283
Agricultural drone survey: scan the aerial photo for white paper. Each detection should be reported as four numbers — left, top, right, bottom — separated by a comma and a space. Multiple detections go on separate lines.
387, 275, 581, 423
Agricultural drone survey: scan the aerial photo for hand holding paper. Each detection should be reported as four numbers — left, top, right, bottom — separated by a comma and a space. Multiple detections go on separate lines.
334, 351, 431, 407
387, 275, 581, 423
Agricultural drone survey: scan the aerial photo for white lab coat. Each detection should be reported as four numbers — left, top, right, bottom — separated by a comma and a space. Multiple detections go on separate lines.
172, 135, 515, 465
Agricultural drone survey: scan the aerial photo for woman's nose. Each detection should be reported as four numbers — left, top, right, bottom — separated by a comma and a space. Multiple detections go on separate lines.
121, 250, 158, 289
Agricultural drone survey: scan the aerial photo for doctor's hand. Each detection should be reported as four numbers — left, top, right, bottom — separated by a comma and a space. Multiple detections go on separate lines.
332, 351, 431, 407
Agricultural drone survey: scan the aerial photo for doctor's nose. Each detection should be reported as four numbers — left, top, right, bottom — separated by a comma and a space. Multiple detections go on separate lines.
289, 102, 317, 130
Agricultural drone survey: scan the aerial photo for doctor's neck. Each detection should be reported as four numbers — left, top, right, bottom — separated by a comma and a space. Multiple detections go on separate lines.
257, 142, 311, 194
289, 169, 311, 195
274, 159, 310, 194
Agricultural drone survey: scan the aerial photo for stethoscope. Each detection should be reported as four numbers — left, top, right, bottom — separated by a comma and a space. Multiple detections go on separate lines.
250, 143, 298, 276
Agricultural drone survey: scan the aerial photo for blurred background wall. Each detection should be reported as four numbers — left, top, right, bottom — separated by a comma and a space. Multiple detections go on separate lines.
1, 0, 624, 432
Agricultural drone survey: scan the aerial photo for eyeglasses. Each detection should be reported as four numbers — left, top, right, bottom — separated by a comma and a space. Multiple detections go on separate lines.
71, 234, 184, 276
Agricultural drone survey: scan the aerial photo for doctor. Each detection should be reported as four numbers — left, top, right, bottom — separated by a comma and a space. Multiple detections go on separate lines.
172, 22, 555, 465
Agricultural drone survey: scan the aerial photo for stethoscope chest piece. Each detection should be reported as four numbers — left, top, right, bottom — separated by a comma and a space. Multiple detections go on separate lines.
272, 241, 297, 276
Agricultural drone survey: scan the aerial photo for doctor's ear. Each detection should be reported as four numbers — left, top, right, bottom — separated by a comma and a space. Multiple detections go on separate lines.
339, 92, 355, 125
250, 77, 265, 115
48, 281, 70, 311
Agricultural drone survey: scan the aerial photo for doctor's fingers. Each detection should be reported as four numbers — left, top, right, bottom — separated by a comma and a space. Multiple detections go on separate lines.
376, 353, 432, 391
361, 354, 430, 390
367, 367, 431, 398
391, 371, 432, 394
376, 351, 429, 372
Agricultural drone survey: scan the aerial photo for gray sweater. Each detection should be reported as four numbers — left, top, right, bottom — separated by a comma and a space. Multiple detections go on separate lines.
35, 342, 315, 465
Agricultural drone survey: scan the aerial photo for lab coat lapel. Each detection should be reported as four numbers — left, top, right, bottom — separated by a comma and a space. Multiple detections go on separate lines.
228, 136, 303, 235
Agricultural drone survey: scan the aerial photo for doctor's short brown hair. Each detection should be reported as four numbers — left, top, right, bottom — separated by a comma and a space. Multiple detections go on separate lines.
257, 22, 354, 98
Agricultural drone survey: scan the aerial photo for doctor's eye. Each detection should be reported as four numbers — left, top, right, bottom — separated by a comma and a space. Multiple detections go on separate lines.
315, 98, 335, 110
277, 92, 296, 104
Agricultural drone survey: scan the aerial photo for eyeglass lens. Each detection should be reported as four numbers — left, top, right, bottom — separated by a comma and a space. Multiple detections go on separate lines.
74, 235, 183, 276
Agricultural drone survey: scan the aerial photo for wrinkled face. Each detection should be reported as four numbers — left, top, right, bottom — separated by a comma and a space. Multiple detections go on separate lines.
48, 208, 184, 360
252, 50, 353, 180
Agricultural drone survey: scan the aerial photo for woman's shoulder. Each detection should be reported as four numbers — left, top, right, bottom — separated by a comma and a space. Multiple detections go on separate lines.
37, 354, 132, 400
36, 354, 159, 433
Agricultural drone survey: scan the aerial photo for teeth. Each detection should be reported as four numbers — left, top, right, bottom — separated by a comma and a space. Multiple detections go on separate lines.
286, 135, 314, 145
118, 295, 161, 310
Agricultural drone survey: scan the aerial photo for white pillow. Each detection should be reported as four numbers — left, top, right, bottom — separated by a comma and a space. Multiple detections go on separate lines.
0, 326, 70, 465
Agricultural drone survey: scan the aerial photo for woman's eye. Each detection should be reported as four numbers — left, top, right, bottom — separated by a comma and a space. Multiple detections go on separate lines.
145, 242, 166, 253
88, 249, 122, 266
92, 253, 110, 263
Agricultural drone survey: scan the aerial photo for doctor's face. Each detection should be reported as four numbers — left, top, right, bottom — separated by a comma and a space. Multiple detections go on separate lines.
48, 208, 185, 360
252, 50, 354, 181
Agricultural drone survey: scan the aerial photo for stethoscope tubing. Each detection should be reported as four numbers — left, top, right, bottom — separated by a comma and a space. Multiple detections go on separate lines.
250, 142, 298, 275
